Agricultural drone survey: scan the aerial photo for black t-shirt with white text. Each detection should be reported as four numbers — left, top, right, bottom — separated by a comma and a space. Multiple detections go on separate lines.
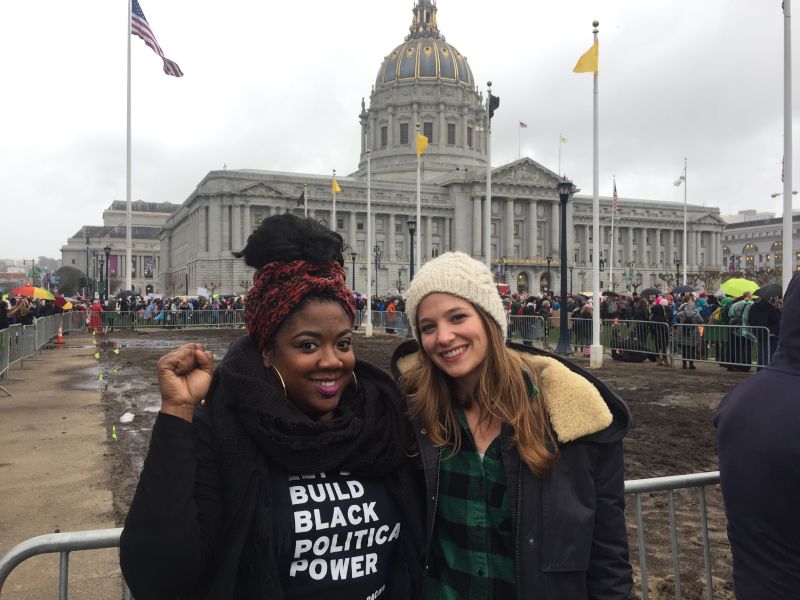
273, 470, 401, 600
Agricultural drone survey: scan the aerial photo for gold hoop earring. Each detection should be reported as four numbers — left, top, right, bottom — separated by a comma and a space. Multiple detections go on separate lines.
352, 372, 359, 394
271, 366, 287, 395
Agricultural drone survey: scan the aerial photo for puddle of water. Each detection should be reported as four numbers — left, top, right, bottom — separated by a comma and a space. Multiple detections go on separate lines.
70, 365, 102, 390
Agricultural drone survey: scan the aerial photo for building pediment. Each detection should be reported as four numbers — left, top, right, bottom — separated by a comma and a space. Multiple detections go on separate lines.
492, 158, 561, 187
694, 212, 726, 226
237, 182, 287, 198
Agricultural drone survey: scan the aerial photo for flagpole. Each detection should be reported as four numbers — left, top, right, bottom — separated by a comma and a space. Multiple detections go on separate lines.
590, 21, 603, 369
485, 82, 493, 269
609, 176, 615, 292
558, 132, 562, 176
518, 124, 521, 160
416, 123, 422, 275
303, 184, 308, 218
682, 157, 687, 285
784, 0, 794, 293
332, 169, 337, 233
126, 0, 133, 293
366, 148, 373, 337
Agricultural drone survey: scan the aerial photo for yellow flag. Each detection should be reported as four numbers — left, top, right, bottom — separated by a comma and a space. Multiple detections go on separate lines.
573, 41, 599, 73
331, 177, 342, 194
560, 136, 569, 144
416, 133, 429, 158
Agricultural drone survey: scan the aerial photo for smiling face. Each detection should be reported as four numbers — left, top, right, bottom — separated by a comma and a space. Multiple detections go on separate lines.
261, 299, 355, 421
417, 293, 489, 392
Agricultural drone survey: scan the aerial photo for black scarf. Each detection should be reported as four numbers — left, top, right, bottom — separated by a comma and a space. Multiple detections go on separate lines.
208, 336, 423, 599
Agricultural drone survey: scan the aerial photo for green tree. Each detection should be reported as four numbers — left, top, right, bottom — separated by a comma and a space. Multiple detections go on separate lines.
54, 266, 84, 296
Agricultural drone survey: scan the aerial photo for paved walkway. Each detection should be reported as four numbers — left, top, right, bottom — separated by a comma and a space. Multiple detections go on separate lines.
0, 332, 121, 599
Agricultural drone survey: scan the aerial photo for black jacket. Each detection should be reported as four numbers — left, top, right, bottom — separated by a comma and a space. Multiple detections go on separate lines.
121, 336, 423, 599
392, 340, 634, 600
715, 274, 800, 599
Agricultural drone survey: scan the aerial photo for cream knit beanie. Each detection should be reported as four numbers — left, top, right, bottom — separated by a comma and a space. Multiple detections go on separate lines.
404, 251, 507, 341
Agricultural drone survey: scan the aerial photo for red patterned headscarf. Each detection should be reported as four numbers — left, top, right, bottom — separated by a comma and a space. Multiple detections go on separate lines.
245, 259, 356, 353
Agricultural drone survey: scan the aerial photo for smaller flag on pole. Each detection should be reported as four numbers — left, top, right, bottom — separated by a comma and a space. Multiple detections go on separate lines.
297, 190, 305, 207
416, 133, 429, 157
332, 176, 342, 194
674, 175, 685, 187
131, 0, 183, 77
560, 136, 568, 144
573, 41, 599, 74
519, 121, 528, 129
612, 180, 619, 215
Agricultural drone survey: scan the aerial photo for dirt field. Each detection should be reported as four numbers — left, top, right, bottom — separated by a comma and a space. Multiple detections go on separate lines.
94, 328, 750, 600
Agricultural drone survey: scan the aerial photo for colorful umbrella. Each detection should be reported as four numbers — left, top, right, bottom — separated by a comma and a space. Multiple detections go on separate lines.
63, 301, 74, 311
720, 278, 759, 298
9, 286, 55, 301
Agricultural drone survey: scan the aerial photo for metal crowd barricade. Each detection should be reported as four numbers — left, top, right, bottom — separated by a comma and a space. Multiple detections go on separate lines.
672, 323, 770, 370
0, 328, 9, 396
0, 471, 724, 600
605, 319, 673, 363
6, 325, 26, 367
626, 471, 720, 600
0, 528, 133, 600
507, 315, 547, 346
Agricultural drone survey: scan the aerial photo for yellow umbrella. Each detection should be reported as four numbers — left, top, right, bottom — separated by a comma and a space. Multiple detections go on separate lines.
720, 278, 759, 298
63, 301, 73, 311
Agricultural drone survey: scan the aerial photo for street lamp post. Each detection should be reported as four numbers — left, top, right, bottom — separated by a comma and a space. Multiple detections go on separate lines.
545, 256, 552, 292
674, 258, 681, 284
98, 256, 106, 302
555, 178, 574, 356
408, 218, 417, 281
85, 237, 90, 297
569, 266, 574, 296
350, 251, 358, 292
373, 243, 381, 299
103, 244, 112, 301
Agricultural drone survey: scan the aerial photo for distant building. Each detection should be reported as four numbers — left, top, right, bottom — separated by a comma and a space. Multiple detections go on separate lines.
60, 200, 179, 296
722, 213, 800, 275
158, 0, 726, 296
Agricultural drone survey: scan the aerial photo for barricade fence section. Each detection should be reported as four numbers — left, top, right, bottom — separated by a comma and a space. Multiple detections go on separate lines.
0, 472, 723, 600
625, 471, 721, 600
606, 319, 673, 363
355, 311, 413, 337
0, 328, 9, 394
86, 309, 246, 331
672, 323, 769, 371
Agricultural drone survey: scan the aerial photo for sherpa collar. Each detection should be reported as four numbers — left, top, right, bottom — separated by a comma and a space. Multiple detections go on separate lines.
392, 342, 626, 444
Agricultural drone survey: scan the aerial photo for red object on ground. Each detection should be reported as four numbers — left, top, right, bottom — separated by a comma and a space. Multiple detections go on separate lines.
55, 325, 64, 346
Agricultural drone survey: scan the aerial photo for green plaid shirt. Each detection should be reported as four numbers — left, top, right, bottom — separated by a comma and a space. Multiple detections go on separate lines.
422, 409, 516, 600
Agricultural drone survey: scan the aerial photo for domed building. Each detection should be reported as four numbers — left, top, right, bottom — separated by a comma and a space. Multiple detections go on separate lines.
158, 0, 725, 298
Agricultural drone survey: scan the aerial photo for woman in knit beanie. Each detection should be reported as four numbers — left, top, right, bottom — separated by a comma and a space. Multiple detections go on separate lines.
395, 251, 633, 599
121, 214, 423, 599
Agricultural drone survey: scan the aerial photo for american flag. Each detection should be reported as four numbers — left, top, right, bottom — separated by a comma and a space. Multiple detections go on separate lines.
131, 0, 183, 77
612, 179, 620, 215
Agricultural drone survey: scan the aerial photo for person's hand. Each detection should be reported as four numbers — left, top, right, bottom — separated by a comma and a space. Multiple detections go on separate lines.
157, 343, 214, 422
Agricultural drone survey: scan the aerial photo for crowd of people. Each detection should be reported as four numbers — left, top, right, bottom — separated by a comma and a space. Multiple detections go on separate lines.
496, 288, 782, 371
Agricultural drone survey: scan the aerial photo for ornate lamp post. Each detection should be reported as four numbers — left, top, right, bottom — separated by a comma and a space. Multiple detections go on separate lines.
373, 243, 382, 299
674, 258, 681, 284
85, 236, 90, 297
350, 251, 357, 292
408, 218, 417, 281
103, 244, 112, 301
98, 255, 106, 302
555, 178, 574, 356
569, 265, 574, 296
545, 256, 552, 292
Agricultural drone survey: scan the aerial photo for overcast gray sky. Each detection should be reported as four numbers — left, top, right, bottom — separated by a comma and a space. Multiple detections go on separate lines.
1, 0, 798, 260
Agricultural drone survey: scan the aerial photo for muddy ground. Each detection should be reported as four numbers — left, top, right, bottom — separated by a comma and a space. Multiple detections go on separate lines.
95, 328, 750, 600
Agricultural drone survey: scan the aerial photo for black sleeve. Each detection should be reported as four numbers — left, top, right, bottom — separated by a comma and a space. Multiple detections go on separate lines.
587, 440, 635, 600
120, 411, 222, 599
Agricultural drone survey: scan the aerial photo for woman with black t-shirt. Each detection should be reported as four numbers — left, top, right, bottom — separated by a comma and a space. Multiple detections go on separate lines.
120, 214, 423, 599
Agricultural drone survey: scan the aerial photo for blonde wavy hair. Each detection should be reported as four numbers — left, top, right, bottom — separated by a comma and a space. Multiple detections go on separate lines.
403, 305, 558, 475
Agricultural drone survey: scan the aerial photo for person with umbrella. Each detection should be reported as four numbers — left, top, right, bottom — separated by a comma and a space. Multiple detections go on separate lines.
749, 284, 782, 371
714, 273, 800, 599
